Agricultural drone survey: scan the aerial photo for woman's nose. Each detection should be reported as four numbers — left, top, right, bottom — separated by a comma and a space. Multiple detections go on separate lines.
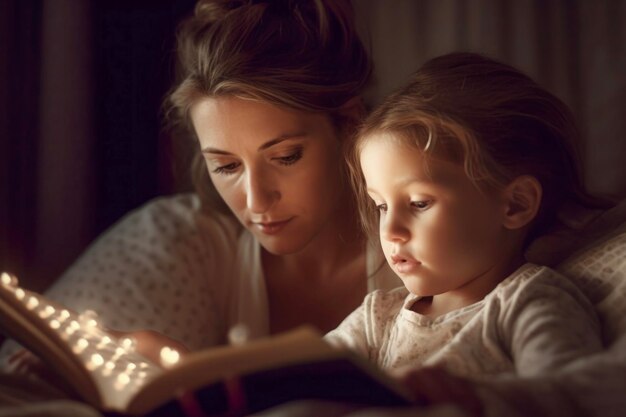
380, 209, 411, 243
245, 170, 279, 214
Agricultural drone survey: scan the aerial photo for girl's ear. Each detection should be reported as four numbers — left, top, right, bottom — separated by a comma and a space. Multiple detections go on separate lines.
501, 175, 542, 230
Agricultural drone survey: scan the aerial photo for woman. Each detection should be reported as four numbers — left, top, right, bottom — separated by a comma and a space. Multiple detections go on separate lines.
2, 0, 398, 362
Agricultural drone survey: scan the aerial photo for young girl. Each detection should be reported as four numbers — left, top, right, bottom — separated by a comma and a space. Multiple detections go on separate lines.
326, 52, 603, 386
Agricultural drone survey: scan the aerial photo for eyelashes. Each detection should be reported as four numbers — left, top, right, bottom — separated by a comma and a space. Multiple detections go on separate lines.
210, 146, 304, 175
372, 200, 433, 213
275, 147, 303, 166
212, 162, 240, 175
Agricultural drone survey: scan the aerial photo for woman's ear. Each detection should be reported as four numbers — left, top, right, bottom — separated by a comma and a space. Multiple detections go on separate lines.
501, 175, 542, 230
337, 96, 367, 130
339, 96, 367, 119
334, 97, 366, 145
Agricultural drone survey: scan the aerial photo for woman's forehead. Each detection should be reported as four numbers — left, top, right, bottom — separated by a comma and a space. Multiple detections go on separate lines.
190, 96, 336, 151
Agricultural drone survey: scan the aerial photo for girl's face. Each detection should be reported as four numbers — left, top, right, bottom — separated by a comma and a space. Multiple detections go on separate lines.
360, 134, 510, 297
190, 96, 346, 255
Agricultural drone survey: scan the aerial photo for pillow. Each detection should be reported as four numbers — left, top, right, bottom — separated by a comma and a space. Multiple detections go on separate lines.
527, 199, 626, 346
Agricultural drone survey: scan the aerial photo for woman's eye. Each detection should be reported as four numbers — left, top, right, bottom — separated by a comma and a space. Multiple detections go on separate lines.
411, 200, 432, 210
212, 162, 240, 175
375, 203, 387, 213
274, 148, 303, 166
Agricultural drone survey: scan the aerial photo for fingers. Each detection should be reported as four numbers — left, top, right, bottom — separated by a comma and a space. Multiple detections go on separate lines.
114, 329, 190, 367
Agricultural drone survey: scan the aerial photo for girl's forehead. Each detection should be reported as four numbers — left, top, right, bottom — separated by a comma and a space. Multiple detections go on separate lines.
359, 131, 423, 155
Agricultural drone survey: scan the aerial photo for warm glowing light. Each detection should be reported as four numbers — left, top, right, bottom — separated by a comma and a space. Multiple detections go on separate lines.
79, 310, 99, 328
121, 337, 136, 352
39, 305, 55, 319
70, 320, 80, 330
86, 353, 104, 371
160, 346, 181, 367
97, 335, 112, 349
26, 296, 39, 310
50, 319, 61, 329
15, 288, 25, 300
114, 373, 131, 390
59, 310, 70, 321
126, 363, 137, 372
1, 272, 17, 287
91, 354, 104, 366
228, 323, 250, 346
102, 361, 116, 377
73, 338, 89, 354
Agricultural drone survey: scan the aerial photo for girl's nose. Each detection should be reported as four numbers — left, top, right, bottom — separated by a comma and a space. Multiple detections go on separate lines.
380, 209, 411, 243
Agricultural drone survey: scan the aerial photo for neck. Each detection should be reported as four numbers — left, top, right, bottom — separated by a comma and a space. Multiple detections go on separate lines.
414, 239, 527, 317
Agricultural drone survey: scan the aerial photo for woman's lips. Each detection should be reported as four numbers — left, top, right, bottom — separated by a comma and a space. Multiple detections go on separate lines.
254, 218, 292, 235
390, 254, 421, 274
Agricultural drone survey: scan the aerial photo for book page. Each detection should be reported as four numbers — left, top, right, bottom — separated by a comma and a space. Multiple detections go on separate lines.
127, 327, 339, 414
0, 273, 164, 411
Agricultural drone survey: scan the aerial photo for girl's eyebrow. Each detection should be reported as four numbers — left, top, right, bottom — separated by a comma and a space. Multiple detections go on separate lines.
201, 132, 307, 155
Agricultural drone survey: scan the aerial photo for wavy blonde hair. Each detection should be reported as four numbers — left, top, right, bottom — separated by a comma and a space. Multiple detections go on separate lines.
347, 52, 604, 244
164, 0, 371, 214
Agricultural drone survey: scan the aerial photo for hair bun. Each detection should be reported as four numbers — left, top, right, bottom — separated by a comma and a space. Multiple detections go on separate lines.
193, 0, 247, 23
194, 0, 316, 22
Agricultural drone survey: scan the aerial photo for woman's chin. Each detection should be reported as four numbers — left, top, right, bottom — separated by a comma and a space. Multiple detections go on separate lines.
257, 235, 306, 256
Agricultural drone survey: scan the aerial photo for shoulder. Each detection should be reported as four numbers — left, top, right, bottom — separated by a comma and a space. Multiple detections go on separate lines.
488, 263, 595, 314
95, 193, 246, 257
127, 193, 241, 239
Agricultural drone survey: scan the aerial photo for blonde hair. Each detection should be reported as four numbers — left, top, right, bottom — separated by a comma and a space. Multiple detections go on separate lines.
164, 0, 371, 213
348, 52, 603, 243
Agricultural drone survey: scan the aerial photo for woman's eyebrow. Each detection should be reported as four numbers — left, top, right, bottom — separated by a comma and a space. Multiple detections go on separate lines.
201, 132, 307, 155
258, 132, 307, 151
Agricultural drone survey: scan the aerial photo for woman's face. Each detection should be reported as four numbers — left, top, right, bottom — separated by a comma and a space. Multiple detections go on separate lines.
190, 96, 346, 255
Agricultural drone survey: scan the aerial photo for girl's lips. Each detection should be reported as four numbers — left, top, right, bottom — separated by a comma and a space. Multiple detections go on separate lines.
390, 254, 421, 274
254, 218, 292, 235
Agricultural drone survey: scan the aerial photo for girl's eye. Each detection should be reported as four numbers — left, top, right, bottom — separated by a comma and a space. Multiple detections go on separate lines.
274, 148, 303, 166
411, 200, 432, 211
212, 162, 240, 175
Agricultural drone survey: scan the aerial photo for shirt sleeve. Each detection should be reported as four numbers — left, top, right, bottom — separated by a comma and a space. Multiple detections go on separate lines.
324, 297, 372, 359
496, 265, 603, 377
475, 340, 626, 417
324, 289, 404, 364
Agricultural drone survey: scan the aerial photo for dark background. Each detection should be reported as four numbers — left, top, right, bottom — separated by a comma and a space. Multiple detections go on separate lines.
1, 0, 625, 292
1, 0, 196, 290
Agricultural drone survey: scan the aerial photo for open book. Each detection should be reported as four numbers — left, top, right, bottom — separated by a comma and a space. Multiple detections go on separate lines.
0, 272, 413, 416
